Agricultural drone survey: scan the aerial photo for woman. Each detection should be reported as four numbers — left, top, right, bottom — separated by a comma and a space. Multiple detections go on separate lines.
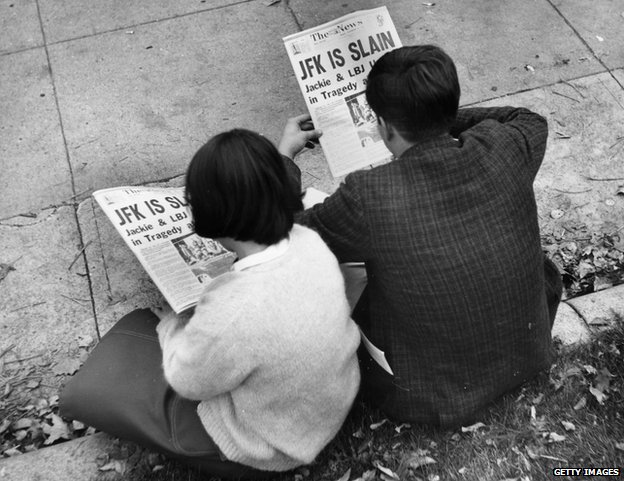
60, 129, 360, 478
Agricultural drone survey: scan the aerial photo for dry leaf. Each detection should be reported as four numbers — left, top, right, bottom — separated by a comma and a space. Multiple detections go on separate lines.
76, 334, 93, 348
589, 385, 608, 404
595, 368, 613, 392
548, 432, 566, 443
531, 393, 544, 405
0, 263, 16, 282
577, 260, 594, 279
404, 452, 437, 469
12, 418, 33, 431
370, 419, 388, 430
525, 446, 539, 460
0, 419, 11, 435
461, 422, 486, 433
375, 464, 399, 480
72, 420, 86, 431
43, 414, 71, 445
574, 396, 587, 410
99, 460, 127, 474
561, 421, 576, 431
394, 423, 410, 433
25, 380, 40, 390
335, 468, 351, 481
52, 357, 82, 376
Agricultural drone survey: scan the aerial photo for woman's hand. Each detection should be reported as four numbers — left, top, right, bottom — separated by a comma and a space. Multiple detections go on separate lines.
152, 303, 175, 322
277, 114, 322, 159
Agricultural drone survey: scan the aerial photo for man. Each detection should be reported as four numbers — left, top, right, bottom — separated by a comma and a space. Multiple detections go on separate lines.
278, 45, 562, 427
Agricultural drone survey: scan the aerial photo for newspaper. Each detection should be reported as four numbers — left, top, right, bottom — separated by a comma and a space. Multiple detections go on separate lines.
283, 7, 402, 178
93, 186, 236, 314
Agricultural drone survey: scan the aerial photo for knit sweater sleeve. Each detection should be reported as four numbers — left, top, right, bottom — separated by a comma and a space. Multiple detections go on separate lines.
157, 289, 256, 401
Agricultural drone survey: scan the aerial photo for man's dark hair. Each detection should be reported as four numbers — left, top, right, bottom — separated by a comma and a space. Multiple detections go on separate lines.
365, 45, 460, 141
185, 129, 302, 245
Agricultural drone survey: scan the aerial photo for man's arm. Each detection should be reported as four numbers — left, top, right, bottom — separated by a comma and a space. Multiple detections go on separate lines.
450, 106, 548, 176
295, 174, 369, 263
278, 114, 369, 263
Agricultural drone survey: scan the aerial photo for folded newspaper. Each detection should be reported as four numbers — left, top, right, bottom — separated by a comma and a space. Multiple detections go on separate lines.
93, 186, 236, 314
93, 186, 331, 314
283, 6, 402, 178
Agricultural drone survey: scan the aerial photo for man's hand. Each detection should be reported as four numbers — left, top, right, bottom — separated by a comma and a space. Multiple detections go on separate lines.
278, 114, 322, 159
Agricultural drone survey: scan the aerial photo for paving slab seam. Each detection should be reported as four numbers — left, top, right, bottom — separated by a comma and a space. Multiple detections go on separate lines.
461, 72, 613, 108
283, 0, 304, 31
26, 0, 257, 55
32, 0, 103, 342
545, 0, 624, 91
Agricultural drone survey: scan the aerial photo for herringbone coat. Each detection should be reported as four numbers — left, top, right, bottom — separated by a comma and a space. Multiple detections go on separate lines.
292, 107, 555, 426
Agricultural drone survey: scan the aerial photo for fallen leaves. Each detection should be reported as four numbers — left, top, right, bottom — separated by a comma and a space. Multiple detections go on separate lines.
544, 230, 624, 298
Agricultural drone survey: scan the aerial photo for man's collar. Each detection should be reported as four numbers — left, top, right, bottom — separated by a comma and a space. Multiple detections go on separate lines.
398, 133, 460, 160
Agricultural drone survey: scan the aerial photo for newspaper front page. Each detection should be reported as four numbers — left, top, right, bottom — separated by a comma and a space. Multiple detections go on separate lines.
283, 7, 402, 178
93, 187, 235, 313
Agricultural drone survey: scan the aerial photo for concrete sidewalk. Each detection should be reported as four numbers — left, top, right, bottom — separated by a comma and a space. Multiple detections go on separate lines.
1, 0, 624, 479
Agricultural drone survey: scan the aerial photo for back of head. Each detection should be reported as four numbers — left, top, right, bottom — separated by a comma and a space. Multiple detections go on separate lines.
185, 129, 302, 245
365, 45, 460, 141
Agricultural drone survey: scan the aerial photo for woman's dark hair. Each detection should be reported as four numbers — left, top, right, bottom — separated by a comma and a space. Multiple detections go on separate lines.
185, 129, 302, 245
365, 45, 460, 141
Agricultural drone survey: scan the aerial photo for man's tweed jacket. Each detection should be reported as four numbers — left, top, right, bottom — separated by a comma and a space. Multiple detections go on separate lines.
291, 107, 556, 427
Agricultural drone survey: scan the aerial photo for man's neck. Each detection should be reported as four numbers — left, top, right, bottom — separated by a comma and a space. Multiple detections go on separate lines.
388, 136, 417, 159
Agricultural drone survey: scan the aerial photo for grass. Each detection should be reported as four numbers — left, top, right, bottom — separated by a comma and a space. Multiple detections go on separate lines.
122, 320, 624, 481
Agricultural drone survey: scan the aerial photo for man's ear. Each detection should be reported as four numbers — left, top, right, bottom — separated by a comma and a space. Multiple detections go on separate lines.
377, 116, 394, 142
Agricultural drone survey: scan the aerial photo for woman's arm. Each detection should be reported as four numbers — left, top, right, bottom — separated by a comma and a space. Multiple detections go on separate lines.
156, 300, 255, 401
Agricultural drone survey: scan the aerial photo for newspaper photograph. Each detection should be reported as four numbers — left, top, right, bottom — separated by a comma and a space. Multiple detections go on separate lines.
93, 186, 236, 313
283, 7, 402, 178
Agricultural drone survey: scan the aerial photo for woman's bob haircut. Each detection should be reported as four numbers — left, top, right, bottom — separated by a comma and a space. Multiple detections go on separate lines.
185, 129, 302, 245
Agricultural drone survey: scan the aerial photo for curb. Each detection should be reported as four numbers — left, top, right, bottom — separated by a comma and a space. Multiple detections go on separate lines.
0, 433, 118, 481
553, 284, 624, 345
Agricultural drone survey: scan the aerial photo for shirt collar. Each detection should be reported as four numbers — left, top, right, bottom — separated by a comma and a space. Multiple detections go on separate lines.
232, 236, 290, 272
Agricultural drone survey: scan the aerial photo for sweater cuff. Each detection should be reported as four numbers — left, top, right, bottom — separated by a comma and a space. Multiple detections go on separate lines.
156, 313, 181, 345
